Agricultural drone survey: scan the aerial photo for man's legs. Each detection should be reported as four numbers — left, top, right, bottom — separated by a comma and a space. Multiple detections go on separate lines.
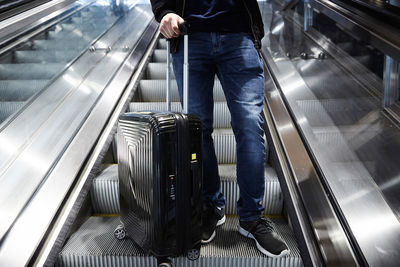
172, 32, 226, 243
215, 32, 266, 221
215, 32, 289, 257
172, 32, 225, 208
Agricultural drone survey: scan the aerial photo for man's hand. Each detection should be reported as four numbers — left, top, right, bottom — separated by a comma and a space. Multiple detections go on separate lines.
160, 13, 184, 39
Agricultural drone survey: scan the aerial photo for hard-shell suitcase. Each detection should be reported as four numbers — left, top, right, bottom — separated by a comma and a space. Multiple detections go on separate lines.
114, 30, 203, 263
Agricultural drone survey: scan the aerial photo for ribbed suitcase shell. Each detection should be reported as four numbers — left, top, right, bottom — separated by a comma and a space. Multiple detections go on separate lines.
117, 111, 202, 258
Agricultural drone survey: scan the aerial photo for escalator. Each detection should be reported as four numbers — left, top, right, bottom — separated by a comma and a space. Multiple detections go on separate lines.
0, 5, 119, 124
55, 37, 303, 267
1, 0, 399, 266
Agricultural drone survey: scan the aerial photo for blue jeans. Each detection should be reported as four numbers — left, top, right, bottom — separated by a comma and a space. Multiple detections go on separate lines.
172, 32, 265, 221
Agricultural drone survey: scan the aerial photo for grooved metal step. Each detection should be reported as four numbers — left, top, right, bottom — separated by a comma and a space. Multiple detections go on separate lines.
337, 42, 353, 52
213, 128, 236, 163
56, 216, 302, 267
0, 80, 48, 101
157, 38, 167, 49
32, 40, 88, 50
147, 63, 174, 79
47, 30, 102, 41
129, 102, 231, 128
13, 50, 76, 63
137, 79, 225, 102
91, 164, 283, 215
0, 101, 24, 122
70, 16, 117, 24
152, 49, 167, 62
0, 63, 64, 79
59, 23, 108, 32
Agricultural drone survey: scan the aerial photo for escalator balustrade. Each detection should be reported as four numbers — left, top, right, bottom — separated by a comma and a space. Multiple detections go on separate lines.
0, 5, 119, 126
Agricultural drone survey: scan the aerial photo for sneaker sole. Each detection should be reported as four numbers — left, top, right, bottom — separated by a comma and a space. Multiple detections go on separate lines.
201, 215, 226, 244
238, 225, 290, 258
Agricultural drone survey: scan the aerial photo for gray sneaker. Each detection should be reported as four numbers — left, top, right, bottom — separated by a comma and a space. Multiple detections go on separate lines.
238, 217, 289, 258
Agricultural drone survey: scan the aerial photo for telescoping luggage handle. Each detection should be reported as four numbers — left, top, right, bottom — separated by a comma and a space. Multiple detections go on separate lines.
166, 23, 189, 113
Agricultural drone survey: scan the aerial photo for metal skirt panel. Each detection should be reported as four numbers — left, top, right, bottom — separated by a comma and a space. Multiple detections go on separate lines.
56, 216, 302, 267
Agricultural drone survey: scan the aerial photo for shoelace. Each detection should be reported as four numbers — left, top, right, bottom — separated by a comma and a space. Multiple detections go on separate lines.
253, 217, 274, 234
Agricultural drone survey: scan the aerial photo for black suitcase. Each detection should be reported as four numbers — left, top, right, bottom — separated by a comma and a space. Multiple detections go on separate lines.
114, 32, 203, 264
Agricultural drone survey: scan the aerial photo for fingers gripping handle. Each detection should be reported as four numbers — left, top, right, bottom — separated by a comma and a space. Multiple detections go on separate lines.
166, 23, 189, 113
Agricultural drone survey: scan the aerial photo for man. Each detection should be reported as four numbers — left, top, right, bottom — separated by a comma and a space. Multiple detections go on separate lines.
150, 0, 289, 258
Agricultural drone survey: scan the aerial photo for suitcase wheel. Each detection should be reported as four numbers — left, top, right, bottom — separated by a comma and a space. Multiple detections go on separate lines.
158, 262, 172, 267
114, 225, 127, 240
187, 248, 200, 261
157, 258, 172, 267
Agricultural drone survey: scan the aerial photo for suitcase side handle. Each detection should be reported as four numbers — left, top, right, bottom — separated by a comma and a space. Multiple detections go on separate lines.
166, 22, 189, 113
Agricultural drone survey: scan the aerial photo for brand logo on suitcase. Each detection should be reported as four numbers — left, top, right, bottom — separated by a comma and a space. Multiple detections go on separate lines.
168, 175, 176, 201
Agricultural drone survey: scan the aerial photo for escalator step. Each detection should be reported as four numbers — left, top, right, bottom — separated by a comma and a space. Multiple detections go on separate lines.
147, 63, 173, 79
47, 30, 103, 41
13, 50, 76, 63
0, 101, 24, 123
152, 49, 167, 62
56, 24, 112, 38
0, 63, 65, 79
32, 40, 87, 50
129, 102, 231, 129
0, 80, 48, 101
84, 6, 113, 15
55, 217, 302, 267
70, 16, 117, 25
91, 165, 120, 214
213, 128, 236, 163
220, 165, 283, 215
56, 216, 301, 267
354, 55, 371, 66
157, 38, 167, 49
90, 164, 282, 215
137, 79, 225, 102
337, 42, 354, 53
59, 23, 108, 32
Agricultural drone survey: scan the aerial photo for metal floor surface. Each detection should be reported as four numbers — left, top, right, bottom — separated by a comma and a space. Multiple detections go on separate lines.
57, 216, 302, 267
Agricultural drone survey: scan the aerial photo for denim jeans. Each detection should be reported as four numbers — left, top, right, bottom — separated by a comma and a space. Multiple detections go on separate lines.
172, 32, 265, 221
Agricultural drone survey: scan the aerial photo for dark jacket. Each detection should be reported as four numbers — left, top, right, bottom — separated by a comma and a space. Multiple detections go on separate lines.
150, 0, 265, 52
